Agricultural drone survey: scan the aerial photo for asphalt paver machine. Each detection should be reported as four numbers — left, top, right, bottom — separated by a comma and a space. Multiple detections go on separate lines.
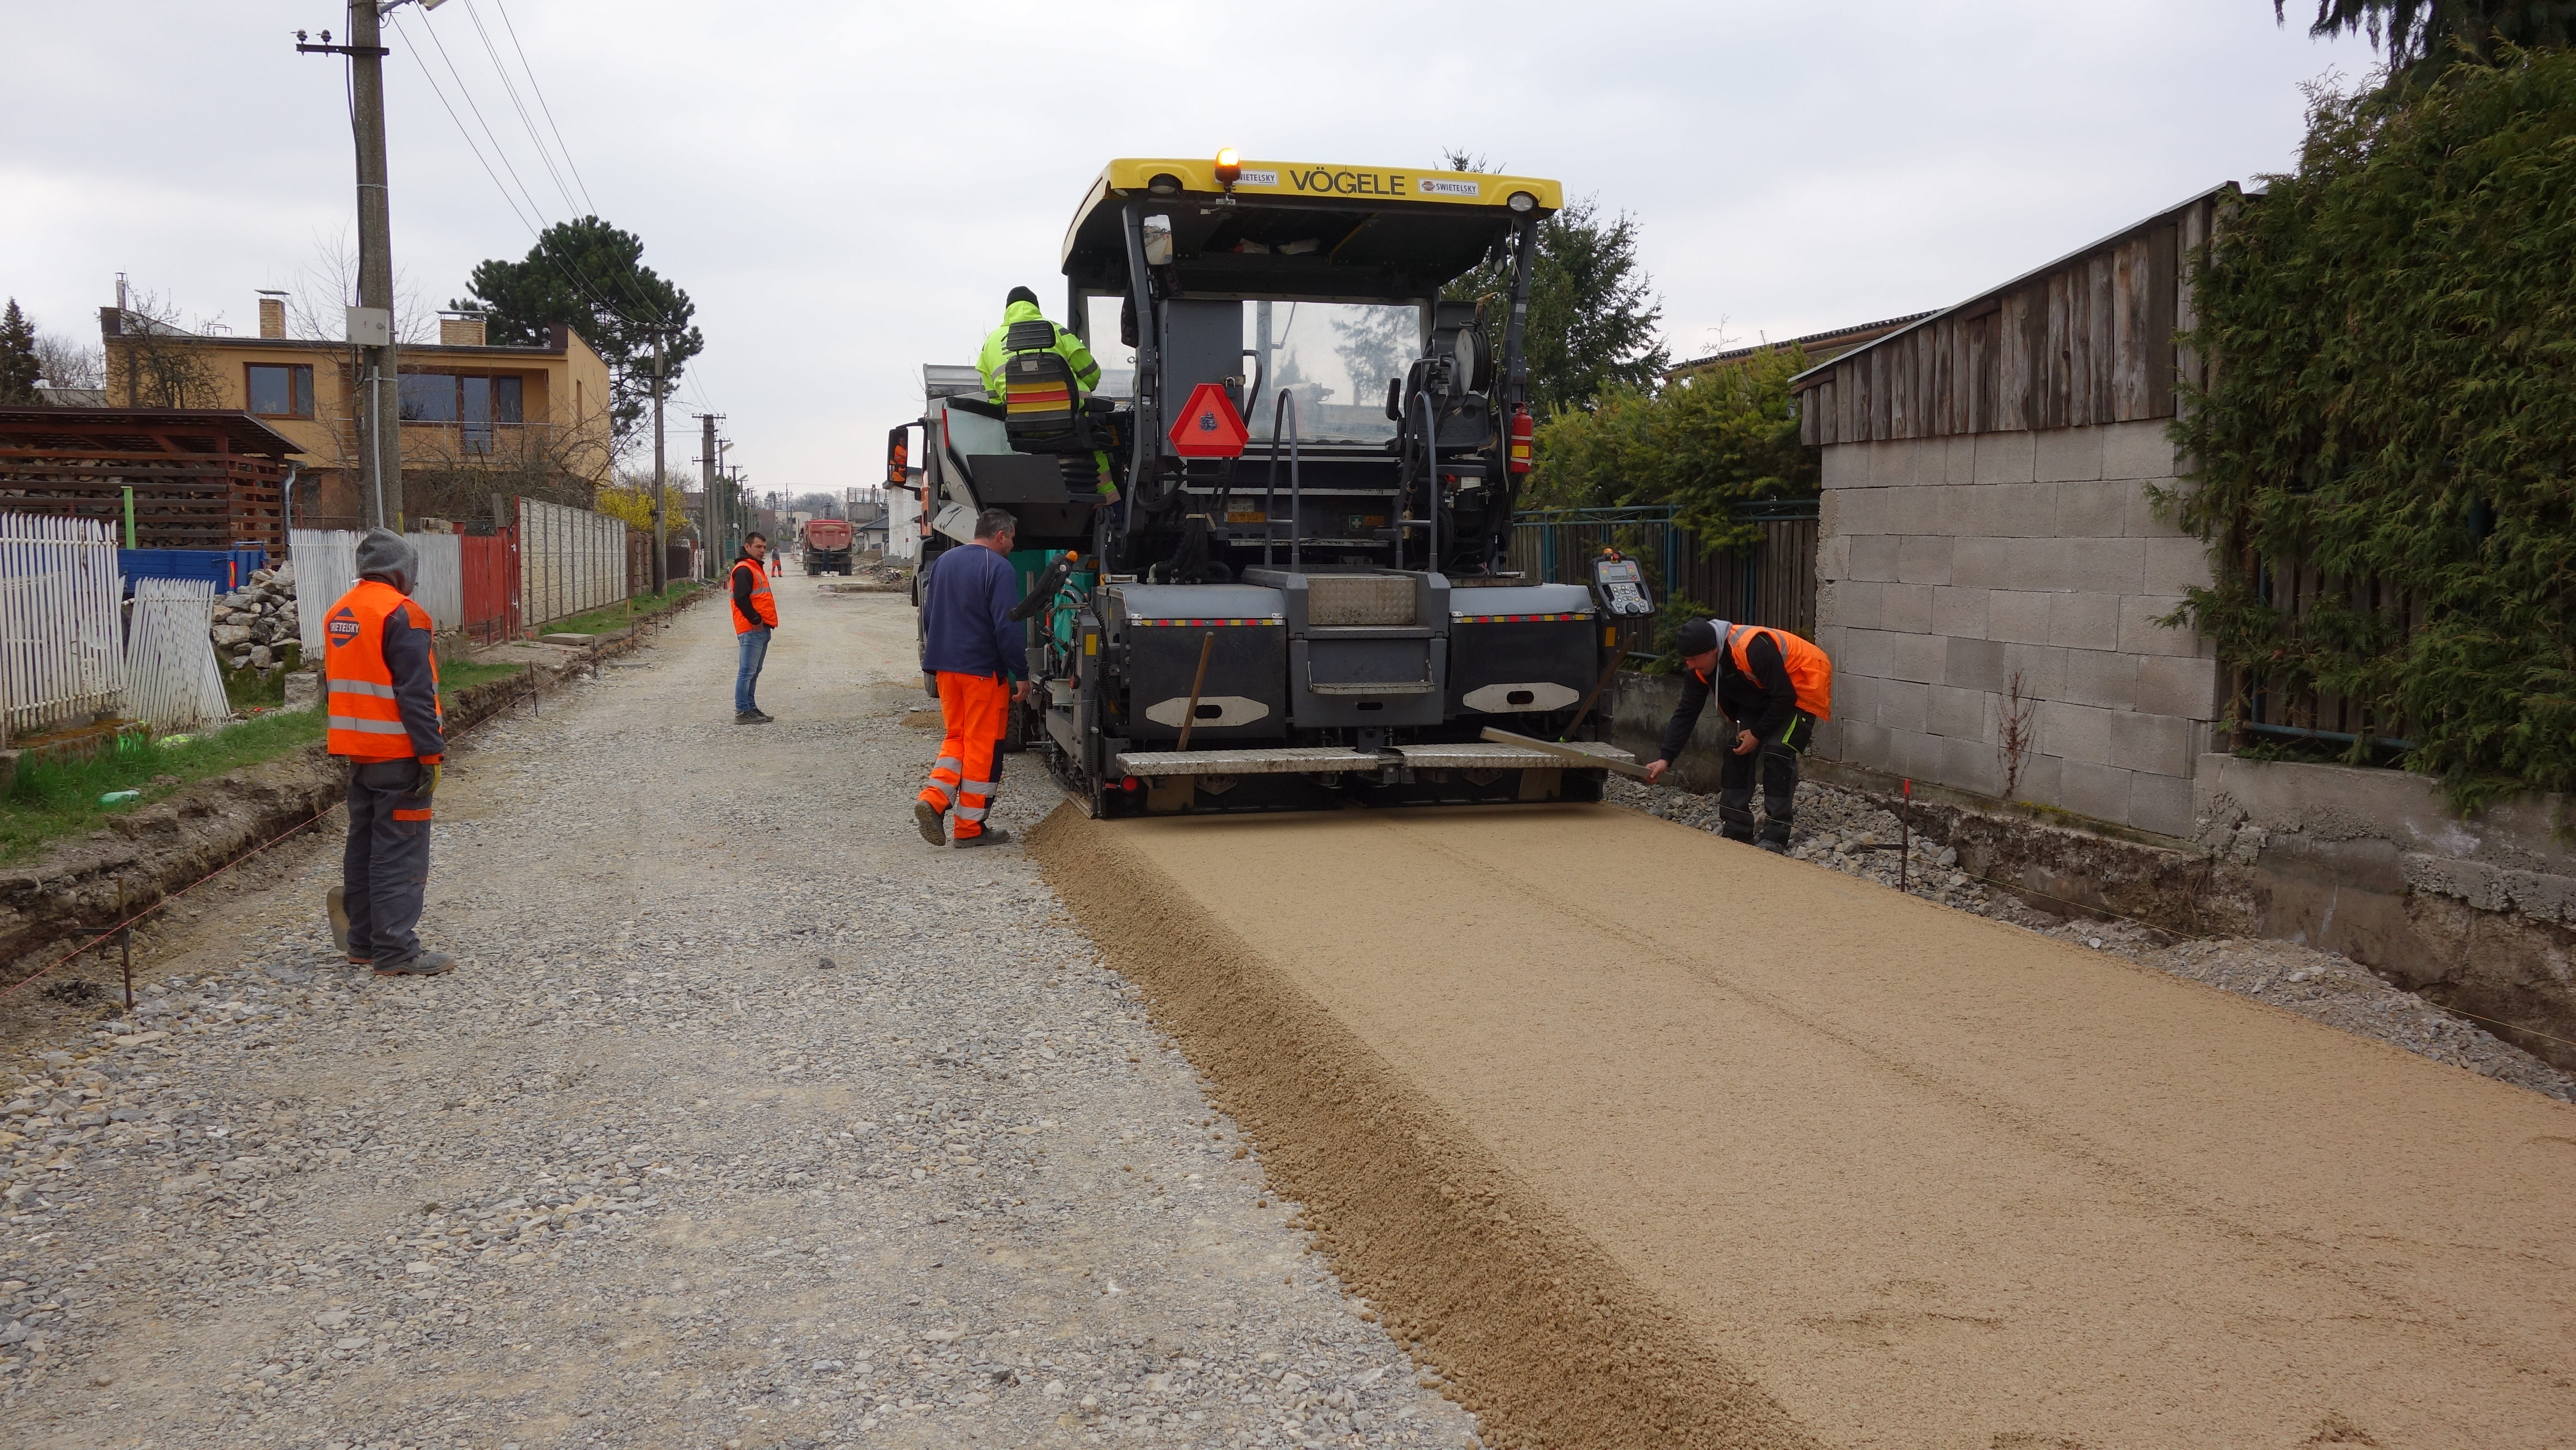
901, 154, 1642, 817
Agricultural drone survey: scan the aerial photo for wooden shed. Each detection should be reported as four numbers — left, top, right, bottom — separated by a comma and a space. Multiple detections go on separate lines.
0, 407, 300, 554
1789, 185, 2232, 443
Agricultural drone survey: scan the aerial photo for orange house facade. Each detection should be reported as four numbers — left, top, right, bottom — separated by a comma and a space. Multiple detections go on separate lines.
101, 296, 613, 530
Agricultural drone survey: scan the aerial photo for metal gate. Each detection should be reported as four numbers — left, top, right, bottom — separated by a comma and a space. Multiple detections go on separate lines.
462, 528, 522, 644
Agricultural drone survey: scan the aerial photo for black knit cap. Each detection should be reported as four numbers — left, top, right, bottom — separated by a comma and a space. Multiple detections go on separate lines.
1676, 618, 1728, 656
1006, 286, 1040, 308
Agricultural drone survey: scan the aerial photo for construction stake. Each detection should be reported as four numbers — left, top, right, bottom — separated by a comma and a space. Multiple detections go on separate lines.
1900, 778, 1914, 894
118, 875, 133, 1011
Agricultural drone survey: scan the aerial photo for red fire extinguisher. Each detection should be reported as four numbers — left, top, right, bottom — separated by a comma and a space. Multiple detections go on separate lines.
1507, 404, 1534, 475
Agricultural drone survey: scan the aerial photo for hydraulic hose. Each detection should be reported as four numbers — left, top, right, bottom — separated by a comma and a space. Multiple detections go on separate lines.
1264, 388, 1303, 570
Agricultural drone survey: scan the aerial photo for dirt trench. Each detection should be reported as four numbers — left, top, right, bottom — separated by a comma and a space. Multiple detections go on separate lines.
1032, 801, 2576, 1450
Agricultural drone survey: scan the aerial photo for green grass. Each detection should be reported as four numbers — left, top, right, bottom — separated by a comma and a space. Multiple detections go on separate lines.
545, 582, 702, 640
0, 710, 327, 865
439, 659, 526, 703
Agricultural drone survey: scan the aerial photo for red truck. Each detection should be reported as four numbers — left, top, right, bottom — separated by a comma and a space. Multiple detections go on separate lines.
800, 517, 854, 575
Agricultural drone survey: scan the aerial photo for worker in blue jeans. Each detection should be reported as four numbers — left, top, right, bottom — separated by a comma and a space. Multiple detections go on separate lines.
731, 533, 777, 724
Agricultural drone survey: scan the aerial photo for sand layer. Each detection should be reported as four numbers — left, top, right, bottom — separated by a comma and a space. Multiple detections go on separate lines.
1032, 801, 2576, 1450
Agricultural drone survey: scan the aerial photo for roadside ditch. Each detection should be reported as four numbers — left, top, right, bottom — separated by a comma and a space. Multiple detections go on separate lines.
0, 595, 704, 1000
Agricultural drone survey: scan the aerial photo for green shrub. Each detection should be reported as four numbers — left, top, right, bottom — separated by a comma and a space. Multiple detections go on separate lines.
2169, 50, 2576, 810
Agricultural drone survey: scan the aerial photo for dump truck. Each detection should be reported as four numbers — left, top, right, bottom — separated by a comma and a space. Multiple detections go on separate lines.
897, 154, 1646, 816
800, 516, 854, 575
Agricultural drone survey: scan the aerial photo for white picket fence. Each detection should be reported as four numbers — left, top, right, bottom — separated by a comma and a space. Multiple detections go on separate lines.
124, 578, 230, 733
517, 497, 629, 628
289, 528, 465, 655
0, 512, 125, 741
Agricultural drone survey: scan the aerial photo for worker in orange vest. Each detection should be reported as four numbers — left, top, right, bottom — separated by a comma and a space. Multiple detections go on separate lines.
322, 528, 454, 976
731, 533, 779, 724
1645, 617, 1834, 853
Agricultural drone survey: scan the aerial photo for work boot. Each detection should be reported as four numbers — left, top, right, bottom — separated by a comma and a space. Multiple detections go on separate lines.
736, 709, 775, 725
912, 800, 948, 847
1756, 838, 1788, 855
374, 950, 457, 977
952, 826, 1013, 850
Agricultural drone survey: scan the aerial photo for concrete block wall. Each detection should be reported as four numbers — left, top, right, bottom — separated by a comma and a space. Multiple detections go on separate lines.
1813, 419, 2221, 838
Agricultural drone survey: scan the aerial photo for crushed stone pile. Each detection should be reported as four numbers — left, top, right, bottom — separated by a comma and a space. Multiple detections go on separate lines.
209, 561, 298, 676
1606, 774, 2576, 1104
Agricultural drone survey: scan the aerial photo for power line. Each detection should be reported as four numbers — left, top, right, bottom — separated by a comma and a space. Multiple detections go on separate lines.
386, 12, 722, 423
459, 0, 584, 219
486, 0, 596, 215
396, 10, 551, 232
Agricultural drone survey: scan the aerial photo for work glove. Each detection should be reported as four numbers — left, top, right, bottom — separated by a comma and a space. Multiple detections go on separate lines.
416, 759, 443, 798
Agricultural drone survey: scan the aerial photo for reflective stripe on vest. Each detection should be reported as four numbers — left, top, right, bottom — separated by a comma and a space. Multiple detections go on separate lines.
732, 558, 778, 632
322, 579, 442, 759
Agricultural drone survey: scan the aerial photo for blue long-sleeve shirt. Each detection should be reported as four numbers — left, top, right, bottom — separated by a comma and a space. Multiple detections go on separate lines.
919, 543, 1029, 680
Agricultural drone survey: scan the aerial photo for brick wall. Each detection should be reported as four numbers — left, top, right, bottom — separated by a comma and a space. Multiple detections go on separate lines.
1812, 418, 2220, 838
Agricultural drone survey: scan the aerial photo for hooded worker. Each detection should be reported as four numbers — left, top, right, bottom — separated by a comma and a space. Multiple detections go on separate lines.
1644, 617, 1833, 853
322, 527, 454, 975
977, 286, 1119, 506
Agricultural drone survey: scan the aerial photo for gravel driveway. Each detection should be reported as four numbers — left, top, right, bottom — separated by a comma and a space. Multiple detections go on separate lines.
0, 584, 1481, 1450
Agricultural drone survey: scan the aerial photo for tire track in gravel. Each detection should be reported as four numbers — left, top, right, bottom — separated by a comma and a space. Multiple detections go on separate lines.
0, 587, 1485, 1450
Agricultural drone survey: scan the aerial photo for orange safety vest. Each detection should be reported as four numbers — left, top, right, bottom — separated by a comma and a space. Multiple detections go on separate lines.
323, 579, 443, 760
731, 556, 778, 633
1697, 624, 1833, 721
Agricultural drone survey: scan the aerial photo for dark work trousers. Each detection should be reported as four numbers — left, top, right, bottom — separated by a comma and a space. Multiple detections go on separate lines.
344, 758, 434, 962
1716, 711, 1817, 847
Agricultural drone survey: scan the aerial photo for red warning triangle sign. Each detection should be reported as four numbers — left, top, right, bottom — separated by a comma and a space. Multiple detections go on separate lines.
1167, 382, 1250, 459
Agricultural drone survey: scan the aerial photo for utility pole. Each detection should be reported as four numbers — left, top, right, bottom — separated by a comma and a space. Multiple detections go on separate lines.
698, 413, 721, 578
649, 335, 668, 594
298, 3, 408, 528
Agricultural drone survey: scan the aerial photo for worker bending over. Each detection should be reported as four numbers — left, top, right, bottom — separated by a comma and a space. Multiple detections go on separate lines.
732, 532, 778, 724
1645, 617, 1834, 853
977, 286, 1119, 508
914, 508, 1031, 849
322, 528, 454, 976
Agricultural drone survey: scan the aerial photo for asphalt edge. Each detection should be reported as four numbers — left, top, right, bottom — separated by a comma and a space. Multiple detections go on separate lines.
1027, 803, 1824, 1450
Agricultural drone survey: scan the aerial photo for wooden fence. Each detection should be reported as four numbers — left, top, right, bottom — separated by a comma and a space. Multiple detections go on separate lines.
2241, 552, 2422, 747
123, 577, 229, 733
0, 408, 293, 553
0, 512, 126, 743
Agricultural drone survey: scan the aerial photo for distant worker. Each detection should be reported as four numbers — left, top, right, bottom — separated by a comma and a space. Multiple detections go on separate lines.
1645, 618, 1834, 854
978, 286, 1119, 509
731, 532, 778, 725
322, 527, 453, 976
913, 508, 1031, 850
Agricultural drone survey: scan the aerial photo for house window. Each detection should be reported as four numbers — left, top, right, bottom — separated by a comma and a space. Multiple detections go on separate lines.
398, 372, 525, 452
246, 363, 314, 418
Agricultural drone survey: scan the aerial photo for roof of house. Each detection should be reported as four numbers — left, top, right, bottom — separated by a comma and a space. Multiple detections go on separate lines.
0, 406, 304, 457
1671, 313, 1937, 375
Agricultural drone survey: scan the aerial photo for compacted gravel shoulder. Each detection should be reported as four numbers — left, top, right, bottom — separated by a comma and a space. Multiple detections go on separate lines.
0, 587, 1482, 1450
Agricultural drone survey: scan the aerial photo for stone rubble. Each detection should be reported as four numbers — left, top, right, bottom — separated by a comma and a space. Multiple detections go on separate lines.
211, 560, 299, 677
1607, 773, 2576, 1104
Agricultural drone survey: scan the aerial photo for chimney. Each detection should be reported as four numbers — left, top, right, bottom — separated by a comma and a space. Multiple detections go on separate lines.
440, 314, 488, 347
257, 292, 287, 339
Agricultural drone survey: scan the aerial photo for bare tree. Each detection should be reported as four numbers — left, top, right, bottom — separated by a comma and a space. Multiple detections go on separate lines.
279, 229, 440, 346
108, 290, 224, 409
33, 330, 104, 390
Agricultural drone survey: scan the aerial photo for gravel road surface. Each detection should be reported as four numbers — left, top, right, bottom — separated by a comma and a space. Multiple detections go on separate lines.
0, 582, 1481, 1450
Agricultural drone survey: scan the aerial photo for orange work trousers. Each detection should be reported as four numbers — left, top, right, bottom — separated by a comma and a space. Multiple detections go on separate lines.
918, 671, 1011, 839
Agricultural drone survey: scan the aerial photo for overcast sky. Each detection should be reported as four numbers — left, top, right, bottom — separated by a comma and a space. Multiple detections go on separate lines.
2, 1, 2379, 496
